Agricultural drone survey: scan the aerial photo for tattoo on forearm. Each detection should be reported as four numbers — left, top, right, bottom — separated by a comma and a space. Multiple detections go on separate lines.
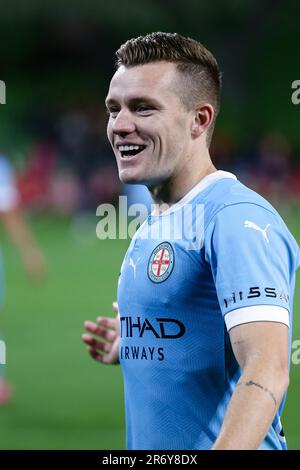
243, 380, 278, 407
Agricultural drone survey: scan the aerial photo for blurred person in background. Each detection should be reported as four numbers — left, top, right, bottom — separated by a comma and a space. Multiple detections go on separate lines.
0, 154, 46, 405
55, 106, 121, 210
245, 133, 293, 202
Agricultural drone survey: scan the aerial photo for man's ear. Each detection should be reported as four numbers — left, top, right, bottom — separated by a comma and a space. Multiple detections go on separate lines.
191, 103, 214, 138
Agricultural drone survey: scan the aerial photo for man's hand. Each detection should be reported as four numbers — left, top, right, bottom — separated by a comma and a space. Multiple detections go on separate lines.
82, 302, 120, 365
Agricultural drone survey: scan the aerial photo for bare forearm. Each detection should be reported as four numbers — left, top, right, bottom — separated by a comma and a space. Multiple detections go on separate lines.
212, 362, 289, 450
1, 209, 39, 255
1, 208, 45, 278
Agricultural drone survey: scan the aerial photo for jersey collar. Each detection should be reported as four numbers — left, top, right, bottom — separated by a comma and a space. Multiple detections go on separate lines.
152, 170, 237, 217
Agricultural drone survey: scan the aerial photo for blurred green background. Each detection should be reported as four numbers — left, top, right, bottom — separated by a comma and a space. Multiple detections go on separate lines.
0, 0, 299, 450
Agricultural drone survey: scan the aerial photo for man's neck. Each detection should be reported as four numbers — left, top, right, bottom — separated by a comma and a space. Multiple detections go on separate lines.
149, 160, 217, 215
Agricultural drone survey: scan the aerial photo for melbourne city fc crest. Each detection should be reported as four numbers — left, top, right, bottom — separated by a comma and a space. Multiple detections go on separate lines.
148, 242, 174, 283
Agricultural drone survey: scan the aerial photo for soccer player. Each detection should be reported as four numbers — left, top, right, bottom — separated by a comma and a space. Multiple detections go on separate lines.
0, 154, 45, 404
82, 33, 299, 450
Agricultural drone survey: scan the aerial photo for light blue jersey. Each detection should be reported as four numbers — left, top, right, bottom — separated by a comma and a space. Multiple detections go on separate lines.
0, 156, 19, 213
0, 155, 19, 304
117, 171, 299, 450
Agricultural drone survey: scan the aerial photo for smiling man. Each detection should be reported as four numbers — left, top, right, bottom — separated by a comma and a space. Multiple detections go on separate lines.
83, 32, 299, 450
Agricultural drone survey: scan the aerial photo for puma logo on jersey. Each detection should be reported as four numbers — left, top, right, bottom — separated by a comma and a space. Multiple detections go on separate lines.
244, 220, 271, 243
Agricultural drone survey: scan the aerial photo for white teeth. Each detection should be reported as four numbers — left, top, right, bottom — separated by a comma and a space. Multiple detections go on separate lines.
118, 145, 143, 152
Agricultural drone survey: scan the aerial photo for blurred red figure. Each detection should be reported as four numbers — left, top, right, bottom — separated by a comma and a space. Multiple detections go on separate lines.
17, 142, 56, 208
249, 133, 293, 201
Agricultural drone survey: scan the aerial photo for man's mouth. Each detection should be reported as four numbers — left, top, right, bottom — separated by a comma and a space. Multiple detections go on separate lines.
118, 144, 146, 159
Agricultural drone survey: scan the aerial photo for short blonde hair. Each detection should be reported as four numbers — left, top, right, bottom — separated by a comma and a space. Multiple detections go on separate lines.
116, 32, 222, 145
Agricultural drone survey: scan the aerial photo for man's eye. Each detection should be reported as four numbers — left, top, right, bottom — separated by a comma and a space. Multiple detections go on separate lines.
137, 105, 153, 113
107, 109, 119, 117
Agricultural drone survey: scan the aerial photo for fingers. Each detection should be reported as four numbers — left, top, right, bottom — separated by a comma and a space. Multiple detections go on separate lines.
86, 346, 110, 364
84, 321, 117, 342
82, 334, 113, 364
84, 340, 118, 364
82, 334, 112, 353
83, 302, 120, 365
95, 316, 117, 331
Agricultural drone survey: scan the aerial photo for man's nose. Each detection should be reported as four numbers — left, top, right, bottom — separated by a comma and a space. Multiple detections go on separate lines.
112, 109, 136, 136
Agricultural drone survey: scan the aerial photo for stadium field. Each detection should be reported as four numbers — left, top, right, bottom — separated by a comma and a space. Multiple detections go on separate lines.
0, 210, 299, 449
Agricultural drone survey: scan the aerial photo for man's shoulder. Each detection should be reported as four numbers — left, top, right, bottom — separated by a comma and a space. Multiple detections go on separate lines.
201, 177, 278, 225
204, 178, 299, 261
